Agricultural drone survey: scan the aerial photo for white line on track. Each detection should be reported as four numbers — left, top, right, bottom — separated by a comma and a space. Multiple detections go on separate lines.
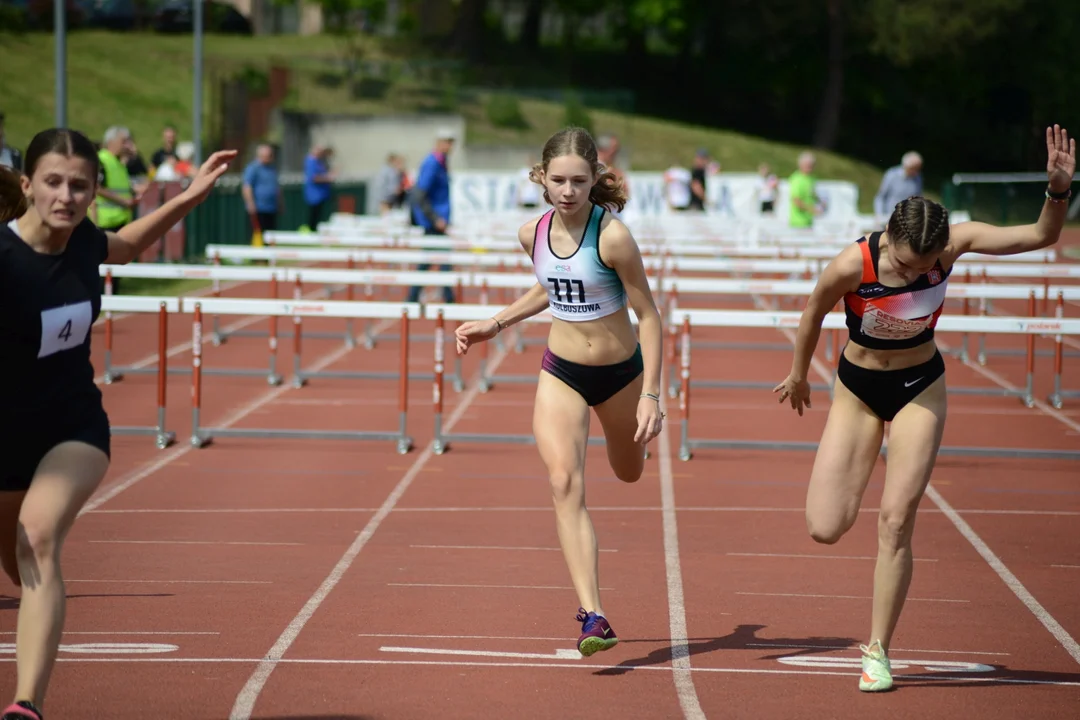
83, 505, 1080, 516
227, 341, 512, 719
407, 544, 618, 552
925, 486, 1080, 666
65, 579, 272, 585
736, 591, 969, 603
7, 656, 1079, 687
88, 540, 303, 546
385, 583, 616, 591
745, 642, 1009, 656
726, 552, 938, 562
79, 316, 398, 516
658, 395, 705, 719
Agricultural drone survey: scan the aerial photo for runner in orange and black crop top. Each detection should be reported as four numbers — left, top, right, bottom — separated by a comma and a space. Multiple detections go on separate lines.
771, 123, 1076, 698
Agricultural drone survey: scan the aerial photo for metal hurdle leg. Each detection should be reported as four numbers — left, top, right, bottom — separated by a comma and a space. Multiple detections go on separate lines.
1048, 291, 1080, 409
107, 301, 177, 449
189, 302, 414, 454
947, 291, 1036, 407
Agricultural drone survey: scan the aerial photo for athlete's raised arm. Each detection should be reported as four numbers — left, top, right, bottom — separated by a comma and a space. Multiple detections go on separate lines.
774, 243, 863, 415
455, 219, 550, 355
600, 218, 664, 443
950, 125, 1075, 259
103, 150, 237, 264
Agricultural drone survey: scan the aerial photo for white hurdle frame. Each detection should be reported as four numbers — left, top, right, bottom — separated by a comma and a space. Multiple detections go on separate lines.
670, 308, 1080, 462
185, 298, 422, 454
98, 296, 182, 449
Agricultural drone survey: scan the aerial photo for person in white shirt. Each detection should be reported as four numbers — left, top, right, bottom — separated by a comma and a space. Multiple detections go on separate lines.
758, 162, 779, 215
663, 165, 693, 211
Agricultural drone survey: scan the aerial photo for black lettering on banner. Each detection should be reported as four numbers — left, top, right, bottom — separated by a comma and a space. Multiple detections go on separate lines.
58, 319, 73, 342
547, 277, 587, 304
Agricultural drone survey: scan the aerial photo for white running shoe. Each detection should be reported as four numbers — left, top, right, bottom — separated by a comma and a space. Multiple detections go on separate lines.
859, 639, 894, 692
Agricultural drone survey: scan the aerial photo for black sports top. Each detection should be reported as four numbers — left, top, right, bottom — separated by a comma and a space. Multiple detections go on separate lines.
0, 216, 110, 423
842, 232, 951, 351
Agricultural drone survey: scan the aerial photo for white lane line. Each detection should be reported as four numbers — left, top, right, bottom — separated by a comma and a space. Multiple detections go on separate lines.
88, 540, 303, 546
745, 642, 1009, 657
79, 316, 397, 516
0, 631, 219, 636
357, 633, 570, 641
379, 645, 583, 661
385, 583, 616, 591
658, 395, 705, 719
736, 591, 968, 603
407, 544, 617, 552
65, 579, 271, 585
727, 552, 938, 562
227, 341, 512, 720
8, 657, 1080, 686
83, 506, 1080, 516
925, 486, 1080, 666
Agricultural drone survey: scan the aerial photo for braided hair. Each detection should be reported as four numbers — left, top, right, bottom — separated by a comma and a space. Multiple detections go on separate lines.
886, 196, 950, 256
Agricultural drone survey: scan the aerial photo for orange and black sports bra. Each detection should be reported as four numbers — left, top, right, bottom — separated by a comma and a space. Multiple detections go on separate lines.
842, 232, 951, 351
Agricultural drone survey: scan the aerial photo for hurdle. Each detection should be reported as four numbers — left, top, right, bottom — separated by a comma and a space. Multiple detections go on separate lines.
97, 295, 180, 449
186, 298, 421, 454
670, 308, 1080, 462
1048, 291, 1080, 409
100, 266, 290, 385
427, 305, 650, 458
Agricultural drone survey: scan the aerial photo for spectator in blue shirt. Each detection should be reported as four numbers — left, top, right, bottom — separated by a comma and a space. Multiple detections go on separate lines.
873, 151, 923, 225
242, 144, 282, 239
303, 144, 336, 231
407, 128, 456, 304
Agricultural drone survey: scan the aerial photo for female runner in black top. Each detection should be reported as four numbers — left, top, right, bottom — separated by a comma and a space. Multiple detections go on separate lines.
0, 128, 235, 720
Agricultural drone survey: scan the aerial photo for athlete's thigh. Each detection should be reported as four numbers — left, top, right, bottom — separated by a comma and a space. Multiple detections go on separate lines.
592, 371, 647, 482
533, 371, 591, 481
805, 376, 886, 538
20, 440, 110, 545
880, 376, 947, 517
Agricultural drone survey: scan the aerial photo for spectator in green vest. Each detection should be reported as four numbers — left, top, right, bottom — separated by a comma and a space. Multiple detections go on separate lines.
96, 126, 141, 292
788, 151, 821, 229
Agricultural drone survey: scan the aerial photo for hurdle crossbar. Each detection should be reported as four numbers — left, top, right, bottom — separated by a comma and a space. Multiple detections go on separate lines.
670, 309, 1080, 461
261, 229, 1058, 263
97, 295, 180, 449
186, 298, 420, 453
206, 244, 1080, 279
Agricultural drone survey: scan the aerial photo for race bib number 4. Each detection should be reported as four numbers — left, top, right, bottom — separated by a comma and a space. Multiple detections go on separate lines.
39, 301, 93, 358
861, 305, 931, 341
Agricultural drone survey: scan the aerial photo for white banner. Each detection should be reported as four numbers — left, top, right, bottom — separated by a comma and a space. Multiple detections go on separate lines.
448, 171, 860, 224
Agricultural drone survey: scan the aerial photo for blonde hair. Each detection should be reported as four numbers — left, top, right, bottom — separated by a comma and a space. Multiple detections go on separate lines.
528, 126, 628, 213
0, 165, 28, 224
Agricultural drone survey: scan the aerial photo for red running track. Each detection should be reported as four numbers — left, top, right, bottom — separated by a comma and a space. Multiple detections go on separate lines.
0, 279, 1078, 719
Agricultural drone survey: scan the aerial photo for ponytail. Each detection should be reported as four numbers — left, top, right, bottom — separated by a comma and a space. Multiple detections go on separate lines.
589, 166, 627, 213
528, 161, 629, 214
0, 166, 28, 224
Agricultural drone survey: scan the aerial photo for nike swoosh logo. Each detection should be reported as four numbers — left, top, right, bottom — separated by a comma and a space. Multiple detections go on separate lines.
904, 377, 924, 388
603, 628, 613, 637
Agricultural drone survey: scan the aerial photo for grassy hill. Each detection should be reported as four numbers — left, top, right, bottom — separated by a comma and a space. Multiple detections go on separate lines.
0, 30, 888, 211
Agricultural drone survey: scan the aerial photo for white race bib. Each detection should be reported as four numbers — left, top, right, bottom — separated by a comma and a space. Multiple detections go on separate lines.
860, 305, 932, 341
38, 301, 93, 358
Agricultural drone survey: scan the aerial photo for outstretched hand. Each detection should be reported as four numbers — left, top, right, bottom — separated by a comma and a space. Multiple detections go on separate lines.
773, 374, 812, 417
183, 150, 239, 205
455, 318, 500, 355
1046, 125, 1076, 193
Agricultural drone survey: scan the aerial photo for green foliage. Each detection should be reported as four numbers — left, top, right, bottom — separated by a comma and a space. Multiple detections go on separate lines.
562, 92, 593, 135
485, 93, 528, 130
862, 0, 1025, 66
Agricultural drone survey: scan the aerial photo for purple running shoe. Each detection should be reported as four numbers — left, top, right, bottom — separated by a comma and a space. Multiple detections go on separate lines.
575, 607, 618, 657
